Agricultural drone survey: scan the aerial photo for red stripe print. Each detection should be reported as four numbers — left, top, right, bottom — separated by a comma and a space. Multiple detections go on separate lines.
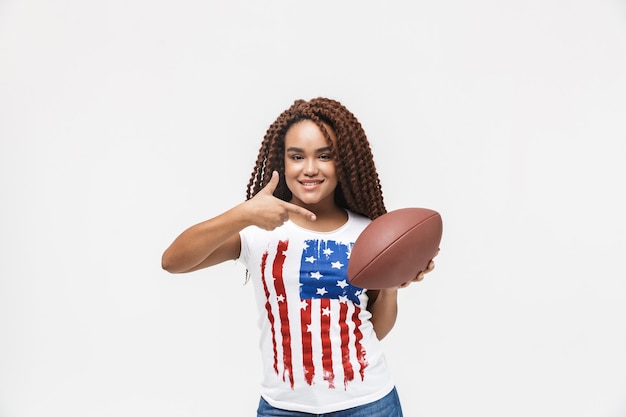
260, 251, 279, 375
271, 240, 294, 388
339, 301, 354, 388
300, 299, 314, 385
352, 306, 368, 380
320, 298, 335, 388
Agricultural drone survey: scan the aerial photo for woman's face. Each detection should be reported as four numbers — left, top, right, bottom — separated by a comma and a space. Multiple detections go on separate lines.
283, 120, 339, 211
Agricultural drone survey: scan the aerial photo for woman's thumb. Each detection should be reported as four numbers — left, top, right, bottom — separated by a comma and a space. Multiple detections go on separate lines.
262, 171, 280, 194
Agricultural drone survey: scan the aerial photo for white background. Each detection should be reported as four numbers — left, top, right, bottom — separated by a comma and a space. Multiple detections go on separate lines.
2, 1, 626, 416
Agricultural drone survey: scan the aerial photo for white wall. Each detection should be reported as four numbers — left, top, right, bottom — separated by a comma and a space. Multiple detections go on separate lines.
1, 1, 625, 416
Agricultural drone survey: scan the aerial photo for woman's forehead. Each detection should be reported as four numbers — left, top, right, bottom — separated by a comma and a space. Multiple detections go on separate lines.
284, 119, 336, 146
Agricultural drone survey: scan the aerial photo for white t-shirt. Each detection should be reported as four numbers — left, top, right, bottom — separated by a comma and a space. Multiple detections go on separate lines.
238, 210, 395, 414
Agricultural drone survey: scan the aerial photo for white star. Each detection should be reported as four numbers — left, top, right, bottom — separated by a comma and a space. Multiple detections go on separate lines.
310, 271, 323, 280
305, 256, 316, 263
300, 299, 309, 310
338, 295, 349, 303
277, 294, 285, 303
331, 261, 344, 269
322, 307, 331, 316
323, 248, 334, 256
316, 287, 328, 296
336, 279, 349, 289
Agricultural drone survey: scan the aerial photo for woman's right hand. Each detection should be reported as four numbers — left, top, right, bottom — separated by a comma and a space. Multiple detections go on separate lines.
243, 171, 316, 230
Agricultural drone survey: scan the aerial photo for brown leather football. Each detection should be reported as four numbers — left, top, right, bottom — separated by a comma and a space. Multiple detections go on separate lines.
348, 208, 443, 289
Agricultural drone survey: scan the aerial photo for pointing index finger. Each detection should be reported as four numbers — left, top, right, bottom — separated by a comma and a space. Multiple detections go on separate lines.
282, 201, 316, 221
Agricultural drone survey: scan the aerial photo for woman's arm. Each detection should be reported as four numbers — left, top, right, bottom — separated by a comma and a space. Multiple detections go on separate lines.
161, 171, 316, 274
367, 259, 437, 339
367, 289, 399, 340
161, 204, 250, 273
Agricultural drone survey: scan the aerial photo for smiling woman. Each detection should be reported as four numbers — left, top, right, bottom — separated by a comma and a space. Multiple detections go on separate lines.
161, 97, 438, 416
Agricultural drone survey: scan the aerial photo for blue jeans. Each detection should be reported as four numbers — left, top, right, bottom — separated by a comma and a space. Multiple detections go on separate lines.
256, 386, 403, 417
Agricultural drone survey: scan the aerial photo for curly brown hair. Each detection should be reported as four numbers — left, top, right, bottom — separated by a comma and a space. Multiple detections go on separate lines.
246, 97, 387, 220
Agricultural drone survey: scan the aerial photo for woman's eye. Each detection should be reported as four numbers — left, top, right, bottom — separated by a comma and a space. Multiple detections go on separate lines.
290, 154, 303, 160
319, 153, 333, 160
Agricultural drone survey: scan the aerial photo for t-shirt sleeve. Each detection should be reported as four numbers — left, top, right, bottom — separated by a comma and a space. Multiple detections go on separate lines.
238, 226, 254, 269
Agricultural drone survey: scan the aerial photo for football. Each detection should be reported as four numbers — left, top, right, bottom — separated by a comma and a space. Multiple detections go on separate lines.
347, 207, 443, 289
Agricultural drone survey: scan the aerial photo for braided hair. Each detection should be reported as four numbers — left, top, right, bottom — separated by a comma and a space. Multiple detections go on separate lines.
246, 97, 387, 220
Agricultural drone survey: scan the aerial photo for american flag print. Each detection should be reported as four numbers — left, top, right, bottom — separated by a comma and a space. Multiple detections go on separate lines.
260, 238, 369, 391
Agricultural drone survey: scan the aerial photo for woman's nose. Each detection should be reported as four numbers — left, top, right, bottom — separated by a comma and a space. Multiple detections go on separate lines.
303, 158, 318, 175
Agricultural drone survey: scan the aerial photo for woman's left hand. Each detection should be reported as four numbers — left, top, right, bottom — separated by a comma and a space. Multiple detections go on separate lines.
398, 249, 439, 288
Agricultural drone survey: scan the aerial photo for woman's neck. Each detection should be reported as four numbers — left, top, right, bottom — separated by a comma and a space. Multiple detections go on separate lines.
289, 204, 348, 232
